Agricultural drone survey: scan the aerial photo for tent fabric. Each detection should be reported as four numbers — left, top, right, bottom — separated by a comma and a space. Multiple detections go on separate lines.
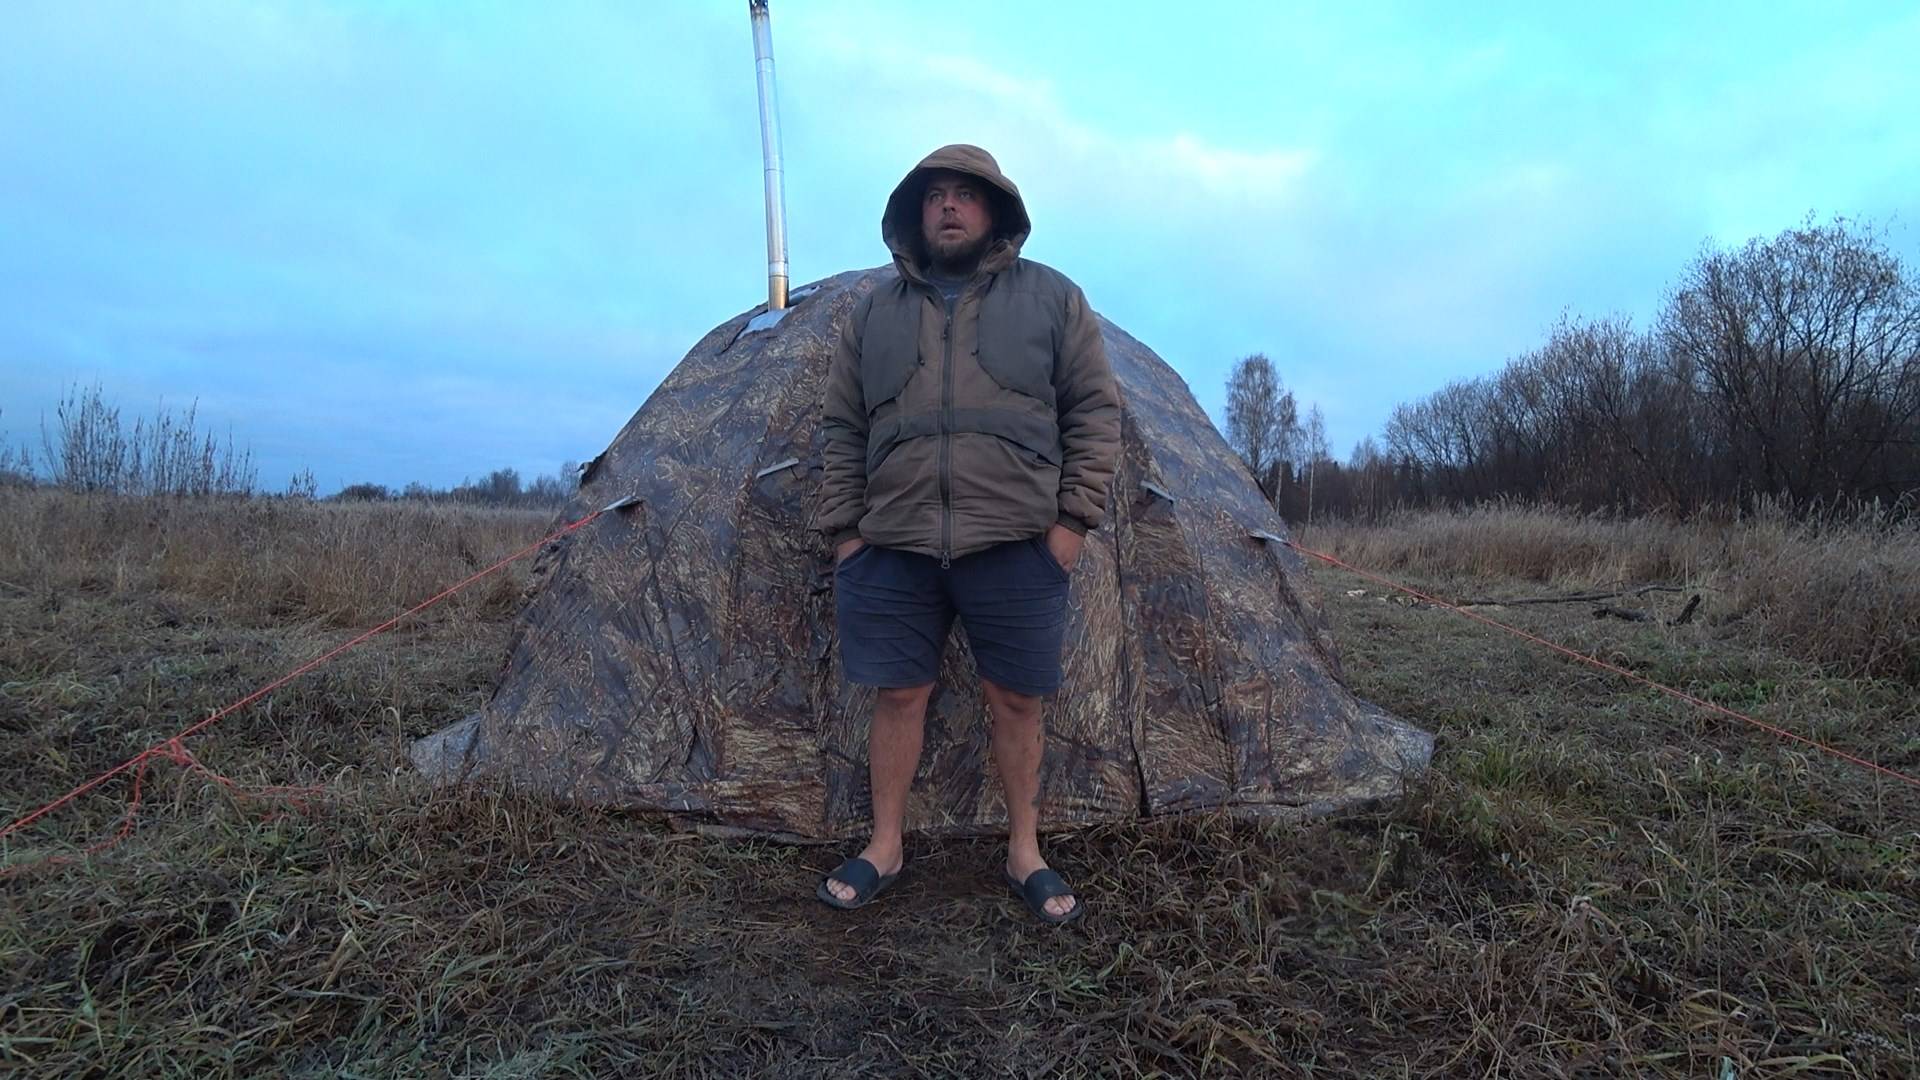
412, 268, 1433, 840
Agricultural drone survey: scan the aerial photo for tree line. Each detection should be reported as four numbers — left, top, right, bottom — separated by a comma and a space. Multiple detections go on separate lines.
332, 465, 577, 508
1226, 216, 1920, 522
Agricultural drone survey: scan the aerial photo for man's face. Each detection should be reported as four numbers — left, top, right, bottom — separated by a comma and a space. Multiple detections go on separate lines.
920, 171, 995, 268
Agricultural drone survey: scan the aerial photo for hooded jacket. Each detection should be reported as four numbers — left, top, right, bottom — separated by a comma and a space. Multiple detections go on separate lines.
815, 144, 1122, 563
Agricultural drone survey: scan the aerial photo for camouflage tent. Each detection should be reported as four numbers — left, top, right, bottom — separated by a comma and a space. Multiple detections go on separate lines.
412, 269, 1432, 840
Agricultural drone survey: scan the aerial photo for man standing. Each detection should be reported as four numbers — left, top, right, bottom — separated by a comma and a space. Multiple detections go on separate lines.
814, 145, 1121, 924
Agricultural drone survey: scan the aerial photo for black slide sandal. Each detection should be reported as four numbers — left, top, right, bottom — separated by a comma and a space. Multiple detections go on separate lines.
1004, 867, 1085, 925
818, 856, 898, 910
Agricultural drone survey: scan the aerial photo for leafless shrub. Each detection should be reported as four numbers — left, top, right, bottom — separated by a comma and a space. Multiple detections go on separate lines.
37, 382, 257, 497
284, 467, 318, 501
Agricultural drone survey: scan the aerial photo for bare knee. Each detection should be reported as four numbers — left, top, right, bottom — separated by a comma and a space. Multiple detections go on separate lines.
982, 680, 1043, 726
875, 683, 934, 715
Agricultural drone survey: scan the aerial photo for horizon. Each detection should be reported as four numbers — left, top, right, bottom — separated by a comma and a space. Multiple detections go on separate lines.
3, 2, 1916, 492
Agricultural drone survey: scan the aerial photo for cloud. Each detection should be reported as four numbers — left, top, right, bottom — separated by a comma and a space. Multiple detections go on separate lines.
792, 36, 1320, 216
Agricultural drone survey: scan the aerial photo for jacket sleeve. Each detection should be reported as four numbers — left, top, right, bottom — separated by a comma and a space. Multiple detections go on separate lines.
1052, 285, 1122, 535
815, 296, 870, 547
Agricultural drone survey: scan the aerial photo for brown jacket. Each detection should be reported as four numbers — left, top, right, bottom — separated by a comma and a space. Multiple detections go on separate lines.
816, 145, 1122, 563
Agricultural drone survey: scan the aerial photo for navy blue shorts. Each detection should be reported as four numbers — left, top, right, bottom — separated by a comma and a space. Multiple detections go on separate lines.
833, 536, 1072, 697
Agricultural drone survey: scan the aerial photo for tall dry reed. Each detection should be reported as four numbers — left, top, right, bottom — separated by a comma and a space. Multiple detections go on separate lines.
0, 490, 554, 627
1300, 502, 1920, 683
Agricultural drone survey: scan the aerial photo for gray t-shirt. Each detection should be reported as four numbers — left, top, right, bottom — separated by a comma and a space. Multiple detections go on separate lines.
926, 270, 967, 312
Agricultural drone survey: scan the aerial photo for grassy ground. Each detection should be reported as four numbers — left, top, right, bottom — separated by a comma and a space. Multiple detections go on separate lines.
2, 492, 1915, 1078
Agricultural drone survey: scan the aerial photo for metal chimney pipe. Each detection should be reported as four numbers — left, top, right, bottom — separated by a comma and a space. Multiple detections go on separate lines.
749, 0, 789, 310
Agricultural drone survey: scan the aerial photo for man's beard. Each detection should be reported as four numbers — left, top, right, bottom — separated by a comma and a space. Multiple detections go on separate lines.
926, 229, 992, 272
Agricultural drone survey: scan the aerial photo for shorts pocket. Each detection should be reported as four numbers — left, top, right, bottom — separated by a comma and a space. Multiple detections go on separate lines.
834, 543, 876, 577
1031, 536, 1071, 582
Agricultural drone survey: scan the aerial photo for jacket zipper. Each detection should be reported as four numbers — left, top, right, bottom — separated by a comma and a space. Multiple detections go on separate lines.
939, 299, 954, 569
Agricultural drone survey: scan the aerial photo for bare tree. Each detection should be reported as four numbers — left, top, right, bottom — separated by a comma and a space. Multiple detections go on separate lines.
1346, 436, 1392, 522
1225, 353, 1298, 499
1304, 404, 1328, 525
1364, 216, 1917, 518
1661, 216, 1920, 505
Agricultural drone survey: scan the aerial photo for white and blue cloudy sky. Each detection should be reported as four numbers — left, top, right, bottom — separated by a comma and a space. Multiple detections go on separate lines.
3, 1, 1915, 492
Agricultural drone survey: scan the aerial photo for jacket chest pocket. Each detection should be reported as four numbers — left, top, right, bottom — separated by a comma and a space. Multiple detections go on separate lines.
859, 289, 922, 414
975, 290, 1057, 408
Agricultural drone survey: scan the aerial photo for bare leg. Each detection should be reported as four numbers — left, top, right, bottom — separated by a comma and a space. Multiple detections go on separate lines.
825, 683, 931, 903
982, 678, 1077, 918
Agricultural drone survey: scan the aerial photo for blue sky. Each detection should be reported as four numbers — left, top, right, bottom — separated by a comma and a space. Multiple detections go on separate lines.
3, 1, 1915, 492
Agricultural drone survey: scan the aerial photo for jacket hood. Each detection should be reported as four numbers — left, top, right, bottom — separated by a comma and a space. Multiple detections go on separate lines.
882, 144, 1031, 280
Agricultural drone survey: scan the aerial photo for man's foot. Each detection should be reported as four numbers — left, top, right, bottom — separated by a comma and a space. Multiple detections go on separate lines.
822, 840, 904, 906
1005, 851, 1079, 921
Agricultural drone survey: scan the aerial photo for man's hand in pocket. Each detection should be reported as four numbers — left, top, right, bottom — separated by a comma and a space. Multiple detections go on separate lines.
1044, 525, 1083, 572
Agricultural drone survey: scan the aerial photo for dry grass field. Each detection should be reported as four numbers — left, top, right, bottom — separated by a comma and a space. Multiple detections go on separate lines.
2, 490, 1915, 1078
